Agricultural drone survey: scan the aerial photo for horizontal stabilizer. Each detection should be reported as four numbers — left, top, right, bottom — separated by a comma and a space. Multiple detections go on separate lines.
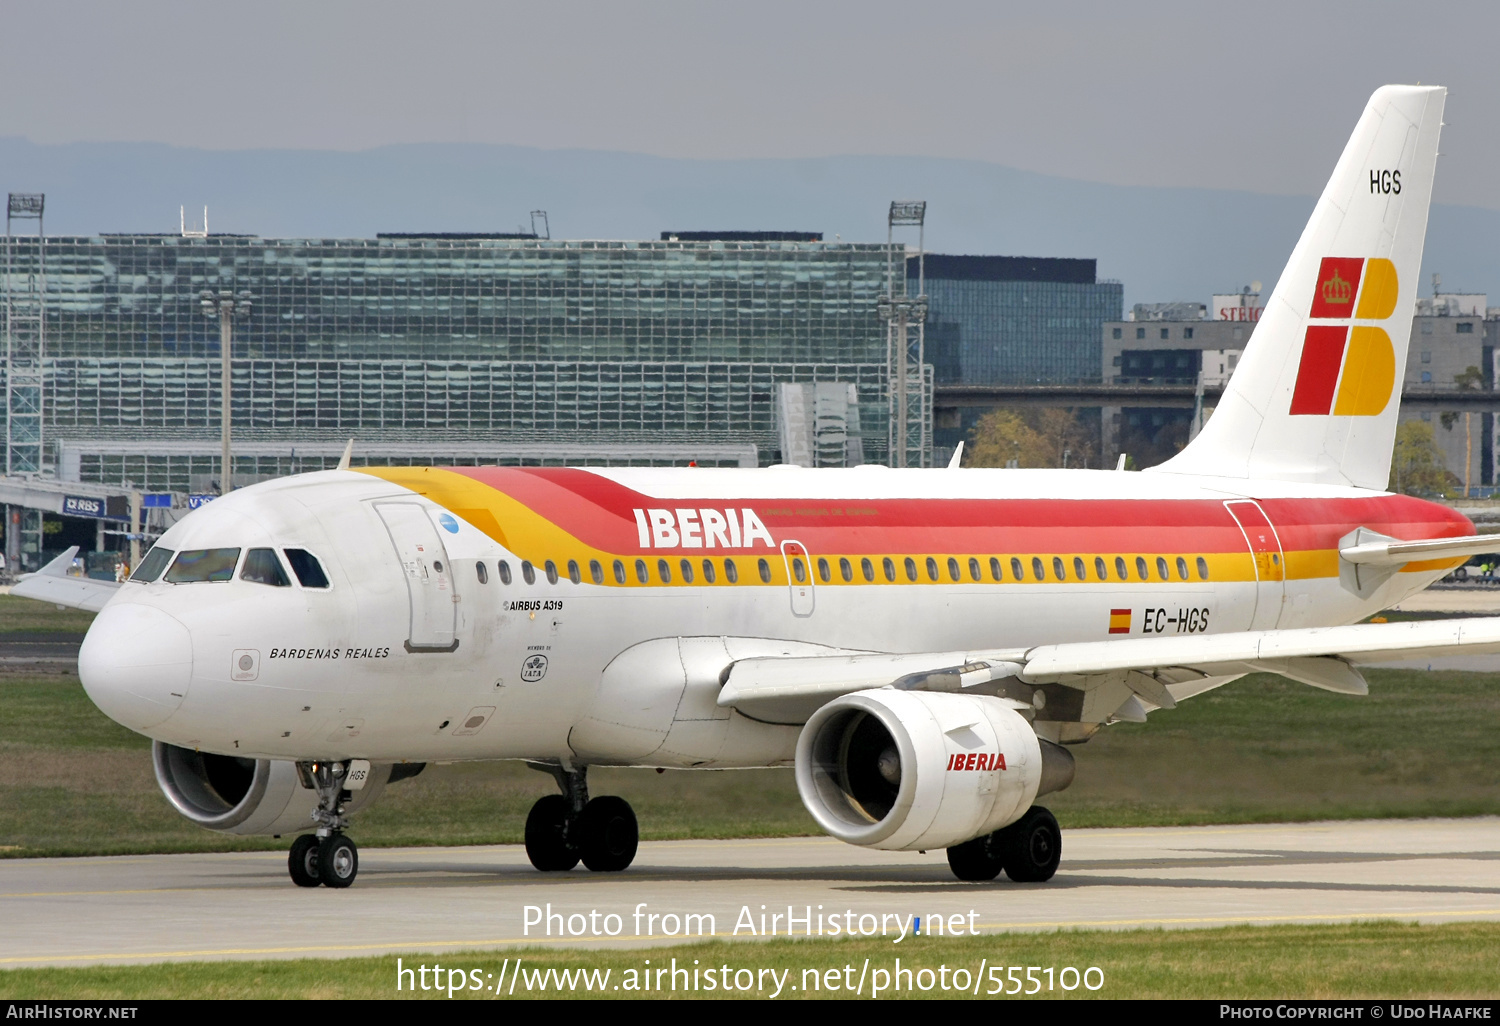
1341, 532, 1500, 566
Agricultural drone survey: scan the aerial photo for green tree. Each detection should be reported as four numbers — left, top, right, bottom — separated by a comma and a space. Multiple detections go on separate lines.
1388, 420, 1458, 496
966, 408, 1097, 468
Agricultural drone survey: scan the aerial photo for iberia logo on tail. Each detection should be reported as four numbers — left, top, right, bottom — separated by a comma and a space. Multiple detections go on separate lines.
1289, 257, 1399, 416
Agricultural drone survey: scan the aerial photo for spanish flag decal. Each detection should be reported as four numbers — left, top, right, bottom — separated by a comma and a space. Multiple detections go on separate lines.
1109, 608, 1132, 635
1290, 257, 1399, 416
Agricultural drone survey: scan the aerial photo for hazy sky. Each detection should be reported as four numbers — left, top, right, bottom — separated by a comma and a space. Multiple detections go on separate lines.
4, 1, 1498, 209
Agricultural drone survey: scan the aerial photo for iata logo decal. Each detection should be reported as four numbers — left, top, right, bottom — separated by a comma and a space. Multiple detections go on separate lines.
1290, 256, 1399, 417
947, 751, 1006, 772
632, 508, 775, 550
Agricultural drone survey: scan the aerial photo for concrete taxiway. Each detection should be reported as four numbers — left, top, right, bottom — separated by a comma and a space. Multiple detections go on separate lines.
3, 818, 1500, 967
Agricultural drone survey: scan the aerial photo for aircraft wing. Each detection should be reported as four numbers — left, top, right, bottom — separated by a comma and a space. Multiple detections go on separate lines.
9, 546, 121, 612
718, 617, 1500, 724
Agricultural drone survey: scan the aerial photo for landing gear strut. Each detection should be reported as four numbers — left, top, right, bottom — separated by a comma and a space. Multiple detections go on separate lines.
946, 805, 1062, 883
287, 760, 360, 888
524, 763, 639, 873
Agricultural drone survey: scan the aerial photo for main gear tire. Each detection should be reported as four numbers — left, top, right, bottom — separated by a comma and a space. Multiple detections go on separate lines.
946, 832, 1004, 881
525, 794, 580, 871
999, 806, 1062, 883
577, 796, 639, 873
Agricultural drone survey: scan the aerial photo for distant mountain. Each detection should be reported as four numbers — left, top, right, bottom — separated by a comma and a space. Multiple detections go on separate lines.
1, 138, 1495, 307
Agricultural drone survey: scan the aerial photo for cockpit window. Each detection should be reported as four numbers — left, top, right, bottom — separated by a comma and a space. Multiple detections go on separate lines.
241, 548, 291, 587
165, 548, 241, 583
284, 548, 330, 588
129, 546, 174, 583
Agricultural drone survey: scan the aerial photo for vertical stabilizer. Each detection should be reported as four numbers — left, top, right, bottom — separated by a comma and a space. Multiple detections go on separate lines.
1150, 85, 1445, 490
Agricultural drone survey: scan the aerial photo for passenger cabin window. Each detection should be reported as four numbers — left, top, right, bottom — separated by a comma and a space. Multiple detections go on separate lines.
590, 560, 604, 585
817, 557, 831, 583
1196, 556, 1210, 580
612, 559, 626, 584
925, 557, 938, 581
567, 560, 582, 585
1052, 557, 1067, 580
498, 560, 513, 585
758, 558, 772, 583
968, 557, 981, 581
522, 561, 536, 585
792, 558, 806, 583
1073, 557, 1087, 580
904, 557, 918, 582
1135, 556, 1149, 580
724, 558, 739, 584
658, 559, 672, 583
989, 557, 1002, 581
1095, 557, 1108, 580
701, 559, 717, 583
1115, 556, 1128, 580
840, 557, 853, 582
475, 561, 488, 585
1176, 557, 1189, 581
1011, 557, 1024, 580
1032, 557, 1046, 580
947, 557, 960, 582
284, 549, 330, 588
166, 548, 241, 584
634, 559, 648, 584
1156, 557, 1170, 581
861, 557, 874, 582
544, 560, 560, 585
129, 546, 174, 583
241, 548, 290, 587
680, 559, 694, 583
882, 557, 896, 582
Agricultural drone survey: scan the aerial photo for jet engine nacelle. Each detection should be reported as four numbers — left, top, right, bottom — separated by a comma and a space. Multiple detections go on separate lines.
152, 742, 393, 835
795, 690, 1073, 851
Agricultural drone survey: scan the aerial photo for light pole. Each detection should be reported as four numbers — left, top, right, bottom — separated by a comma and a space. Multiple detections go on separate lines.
200, 290, 252, 493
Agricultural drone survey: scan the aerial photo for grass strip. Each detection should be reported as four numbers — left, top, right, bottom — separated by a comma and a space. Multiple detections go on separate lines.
2, 921, 1497, 999
4, 665, 1500, 856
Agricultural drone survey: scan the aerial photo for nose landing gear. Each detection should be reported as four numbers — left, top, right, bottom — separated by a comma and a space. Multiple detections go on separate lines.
524, 763, 639, 873
287, 760, 361, 888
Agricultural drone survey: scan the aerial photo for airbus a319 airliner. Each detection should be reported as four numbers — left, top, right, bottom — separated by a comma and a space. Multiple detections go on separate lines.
21, 84, 1500, 888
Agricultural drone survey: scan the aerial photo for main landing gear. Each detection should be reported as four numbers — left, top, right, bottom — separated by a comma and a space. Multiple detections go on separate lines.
288, 760, 360, 888
945, 806, 1062, 883
524, 763, 639, 873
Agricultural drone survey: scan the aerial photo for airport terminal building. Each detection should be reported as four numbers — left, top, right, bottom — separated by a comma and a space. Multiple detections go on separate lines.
4, 231, 903, 499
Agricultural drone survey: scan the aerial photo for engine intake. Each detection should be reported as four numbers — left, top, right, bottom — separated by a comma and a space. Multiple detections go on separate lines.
152, 742, 392, 835
795, 689, 1071, 851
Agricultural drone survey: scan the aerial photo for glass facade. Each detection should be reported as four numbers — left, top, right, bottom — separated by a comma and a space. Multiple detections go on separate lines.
1, 235, 898, 490
914, 257, 1123, 385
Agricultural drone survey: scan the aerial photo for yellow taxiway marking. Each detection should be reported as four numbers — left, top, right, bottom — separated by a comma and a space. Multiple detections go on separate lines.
6, 908, 1500, 965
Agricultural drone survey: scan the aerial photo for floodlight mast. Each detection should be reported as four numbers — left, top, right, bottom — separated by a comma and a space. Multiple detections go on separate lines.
200, 290, 252, 493
882, 201, 927, 468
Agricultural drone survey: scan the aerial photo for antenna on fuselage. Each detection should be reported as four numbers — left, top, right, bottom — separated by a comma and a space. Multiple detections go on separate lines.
946, 441, 964, 470
336, 438, 354, 472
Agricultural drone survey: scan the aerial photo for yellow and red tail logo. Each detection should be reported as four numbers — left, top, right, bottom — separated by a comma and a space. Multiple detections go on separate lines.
1290, 257, 1399, 416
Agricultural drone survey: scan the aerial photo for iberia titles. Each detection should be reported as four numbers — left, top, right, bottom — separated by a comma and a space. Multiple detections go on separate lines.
631, 508, 775, 550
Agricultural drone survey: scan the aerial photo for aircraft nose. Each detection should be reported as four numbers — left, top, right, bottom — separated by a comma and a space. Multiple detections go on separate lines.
79, 603, 193, 731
